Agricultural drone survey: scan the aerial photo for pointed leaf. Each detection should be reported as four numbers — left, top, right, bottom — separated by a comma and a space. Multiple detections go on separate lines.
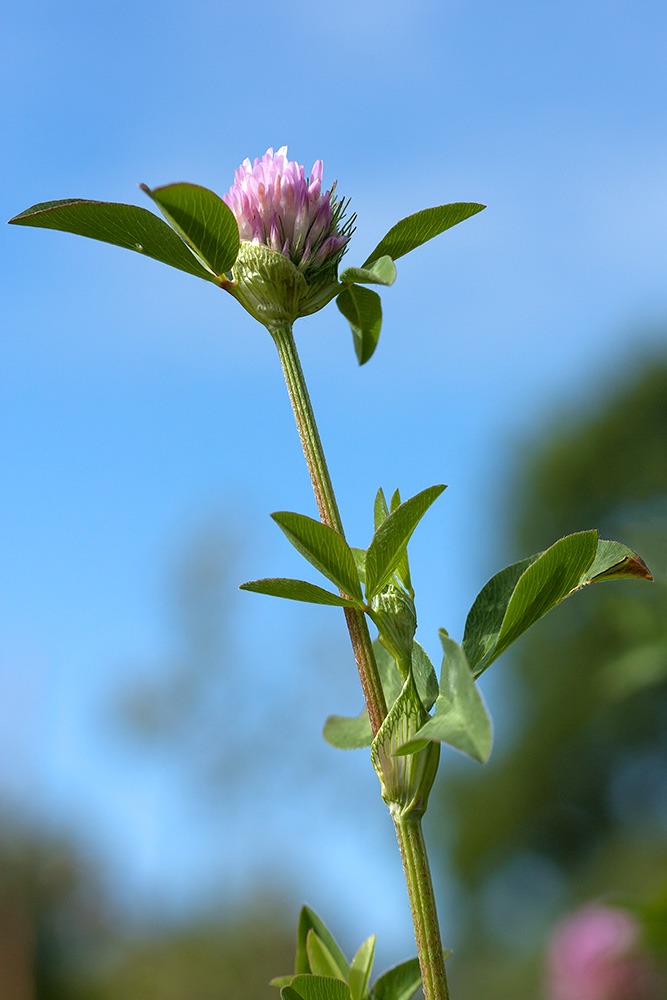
9, 198, 218, 281
339, 256, 396, 287
297, 908, 350, 979
387, 488, 412, 593
240, 578, 359, 607
463, 531, 612, 677
140, 182, 239, 276
282, 976, 351, 1000
307, 930, 348, 981
336, 285, 382, 365
371, 957, 421, 1000
374, 488, 390, 532
349, 936, 376, 1000
578, 538, 653, 584
365, 485, 446, 599
412, 642, 438, 712
399, 635, 491, 762
272, 512, 363, 602
362, 203, 486, 268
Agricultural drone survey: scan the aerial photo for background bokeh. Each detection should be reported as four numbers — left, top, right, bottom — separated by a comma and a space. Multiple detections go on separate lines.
2, 1, 666, 997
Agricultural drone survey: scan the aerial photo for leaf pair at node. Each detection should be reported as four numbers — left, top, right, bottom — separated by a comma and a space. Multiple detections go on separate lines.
240, 484, 445, 609
10, 188, 484, 365
9, 184, 240, 285
462, 531, 653, 677
272, 905, 439, 1000
336, 203, 485, 365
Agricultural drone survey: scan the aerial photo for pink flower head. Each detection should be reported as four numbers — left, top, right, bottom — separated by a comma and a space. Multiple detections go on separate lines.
546, 905, 659, 1000
223, 146, 353, 272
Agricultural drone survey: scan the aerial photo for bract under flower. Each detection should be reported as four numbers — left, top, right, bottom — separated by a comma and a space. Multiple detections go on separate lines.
223, 147, 354, 328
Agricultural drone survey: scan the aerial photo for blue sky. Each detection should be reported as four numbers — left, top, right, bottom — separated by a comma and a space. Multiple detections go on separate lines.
2, 0, 666, 961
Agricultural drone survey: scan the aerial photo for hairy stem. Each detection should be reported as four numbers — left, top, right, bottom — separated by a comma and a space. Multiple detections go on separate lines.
394, 817, 450, 1000
269, 321, 448, 1000
269, 321, 386, 733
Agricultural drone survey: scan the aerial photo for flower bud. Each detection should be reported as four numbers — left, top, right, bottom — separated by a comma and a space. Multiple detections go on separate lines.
370, 583, 418, 673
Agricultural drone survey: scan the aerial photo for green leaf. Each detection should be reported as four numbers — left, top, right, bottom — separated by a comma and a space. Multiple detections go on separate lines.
365, 485, 446, 599
412, 642, 438, 712
8, 198, 218, 282
374, 488, 390, 532
336, 285, 383, 365
140, 182, 239, 276
362, 203, 486, 268
323, 710, 372, 750
371, 958, 421, 1000
271, 512, 364, 603
307, 931, 348, 982
339, 256, 396, 287
371, 486, 415, 592
296, 908, 350, 979
239, 578, 359, 607
351, 548, 367, 586
282, 976, 351, 1000
399, 634, 491, 762
578, 538, 653, 584
349, 936, 376, 1000
462, 530, 626, 676
272, 975, 295, 989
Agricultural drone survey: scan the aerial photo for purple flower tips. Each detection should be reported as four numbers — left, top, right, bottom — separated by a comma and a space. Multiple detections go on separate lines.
224, 146, 353, 273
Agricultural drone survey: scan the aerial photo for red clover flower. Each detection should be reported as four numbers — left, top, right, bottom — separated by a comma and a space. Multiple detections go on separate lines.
224, 147, 355, 327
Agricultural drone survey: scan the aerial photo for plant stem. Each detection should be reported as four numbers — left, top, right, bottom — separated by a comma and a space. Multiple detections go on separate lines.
268, 320, 449, 1000
268, 320, 387, 734
394, 817, 450, 1000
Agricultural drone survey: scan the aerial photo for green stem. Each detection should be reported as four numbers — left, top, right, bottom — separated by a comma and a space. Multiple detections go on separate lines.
268, 321, 387, 734
268, 320, 449, 1000
394, 818, 450, 1000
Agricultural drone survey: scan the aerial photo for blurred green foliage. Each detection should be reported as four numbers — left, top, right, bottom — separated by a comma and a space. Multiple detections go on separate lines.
437, 358, 667, 996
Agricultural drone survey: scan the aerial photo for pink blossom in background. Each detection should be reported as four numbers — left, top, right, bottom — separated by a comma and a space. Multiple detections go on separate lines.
223, 146, 352, 268
546, 904, 659, 1000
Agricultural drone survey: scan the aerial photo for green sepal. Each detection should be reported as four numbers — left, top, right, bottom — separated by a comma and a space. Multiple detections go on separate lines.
8, 198, 217, 282
336, 285, 382, 365
339, 256, 396, 287
307, 931, 349, 981
362, 203, 485, 268
271, 975, 296, 988
282, 976, 351, 1000
140, 181, 240, 276
398, 633, 491, 762
349, 936, 376, 1000
463, 532, 653, 677
271, 512, 364, 603
296, 908, 350, 979
365, 485, 446, 599
239, 577, 359, 607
